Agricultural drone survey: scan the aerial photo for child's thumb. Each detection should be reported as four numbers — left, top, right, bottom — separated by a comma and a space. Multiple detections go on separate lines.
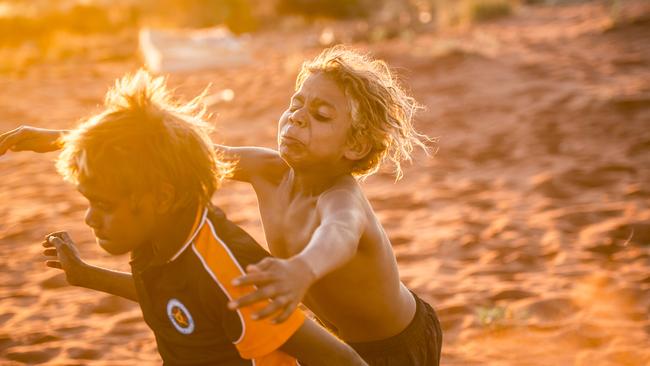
47, 236, 69, 254
58, 232, 73, 245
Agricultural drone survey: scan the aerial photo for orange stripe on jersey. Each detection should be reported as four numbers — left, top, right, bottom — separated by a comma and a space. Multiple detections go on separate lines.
192, 219, 305, 363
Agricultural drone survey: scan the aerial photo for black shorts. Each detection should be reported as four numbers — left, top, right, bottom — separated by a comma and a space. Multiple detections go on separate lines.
348, 293, 442, 366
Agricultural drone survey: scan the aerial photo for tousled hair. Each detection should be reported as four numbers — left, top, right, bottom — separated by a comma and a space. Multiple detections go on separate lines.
296, 45, 431, 180
57, 69, 232, 209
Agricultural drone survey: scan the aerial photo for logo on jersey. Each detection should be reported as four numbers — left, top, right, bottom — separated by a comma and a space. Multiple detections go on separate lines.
167, 298, 195, 334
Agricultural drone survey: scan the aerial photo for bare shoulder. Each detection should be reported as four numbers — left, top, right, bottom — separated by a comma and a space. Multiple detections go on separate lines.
225, 146, 288, 184
317, 177, 367, 212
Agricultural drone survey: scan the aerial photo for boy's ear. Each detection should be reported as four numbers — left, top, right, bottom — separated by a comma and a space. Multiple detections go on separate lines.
344, 137, 372, 162
155, 182, 176, 214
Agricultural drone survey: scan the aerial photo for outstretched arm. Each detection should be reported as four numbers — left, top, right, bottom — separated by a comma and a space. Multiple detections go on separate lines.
0, 127, 285, 185
0, 126, 67, 156
280, 318, 367, 366
214, 144, 286, 183
292, 189, 366, 279
230, 189, 366, 322
43, 232, 138, 302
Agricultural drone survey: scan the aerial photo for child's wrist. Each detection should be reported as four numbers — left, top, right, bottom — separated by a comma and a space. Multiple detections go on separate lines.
52, 130, 68, 150
71, 261, 94, 287
290, 255, 318, 284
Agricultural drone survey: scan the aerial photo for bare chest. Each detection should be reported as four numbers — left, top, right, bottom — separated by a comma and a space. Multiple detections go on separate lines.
257, 190, 320, 258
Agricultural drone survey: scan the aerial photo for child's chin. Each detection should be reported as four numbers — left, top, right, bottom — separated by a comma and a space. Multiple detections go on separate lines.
279, 150, 305, 167
97, 239, 129, 255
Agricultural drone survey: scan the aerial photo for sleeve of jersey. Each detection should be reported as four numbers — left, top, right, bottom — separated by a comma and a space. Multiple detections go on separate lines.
193, 223, 306, 360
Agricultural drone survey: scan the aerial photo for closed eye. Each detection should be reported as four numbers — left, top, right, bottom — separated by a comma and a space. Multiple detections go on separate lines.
312, 105, 333, 121
289, 97, 303, 111
312, 112, 330, 122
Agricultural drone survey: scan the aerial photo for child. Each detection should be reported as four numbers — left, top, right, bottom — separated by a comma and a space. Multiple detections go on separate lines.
31, 70, 367, 366
0, 46, 442, 365
221, 46, 442, 365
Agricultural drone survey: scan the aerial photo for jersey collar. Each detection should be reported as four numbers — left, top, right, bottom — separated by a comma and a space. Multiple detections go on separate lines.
166, 206, 208, 263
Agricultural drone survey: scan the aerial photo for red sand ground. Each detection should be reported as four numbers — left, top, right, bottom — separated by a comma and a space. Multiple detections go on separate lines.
1, 2, 649, 365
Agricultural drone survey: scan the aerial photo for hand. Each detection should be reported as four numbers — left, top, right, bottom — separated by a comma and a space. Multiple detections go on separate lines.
229, 257, 317, 323
42, 231, 88, 287
0, 126, 64, 156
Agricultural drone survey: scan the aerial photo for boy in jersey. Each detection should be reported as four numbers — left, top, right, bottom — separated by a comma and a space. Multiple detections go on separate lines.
34, 70, 367, 366
1, 46, 442, 365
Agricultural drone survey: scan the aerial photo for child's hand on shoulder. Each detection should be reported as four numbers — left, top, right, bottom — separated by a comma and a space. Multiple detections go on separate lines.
229, 256, 317, 323
42, 231, 88, 287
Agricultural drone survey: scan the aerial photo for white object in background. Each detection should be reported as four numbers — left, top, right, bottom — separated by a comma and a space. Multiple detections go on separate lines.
139, 27, 252, 73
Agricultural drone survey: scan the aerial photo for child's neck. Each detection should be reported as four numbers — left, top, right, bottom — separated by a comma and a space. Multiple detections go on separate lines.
150, 201, 200, 264
290, 164, 351, 196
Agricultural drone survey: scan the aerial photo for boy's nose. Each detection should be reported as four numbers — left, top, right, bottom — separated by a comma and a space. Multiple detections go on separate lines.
289, 109, 307, 127
84, 207, 100, 230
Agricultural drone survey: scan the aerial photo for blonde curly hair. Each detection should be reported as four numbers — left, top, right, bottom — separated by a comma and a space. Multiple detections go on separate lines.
296, 45, 431, 180
57, 69, 233, 209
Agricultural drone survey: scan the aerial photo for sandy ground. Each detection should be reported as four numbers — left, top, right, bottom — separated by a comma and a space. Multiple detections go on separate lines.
1, 2, 649, 365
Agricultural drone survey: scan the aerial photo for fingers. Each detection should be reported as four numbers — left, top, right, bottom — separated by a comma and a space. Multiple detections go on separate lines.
45, 260, 62, 269
228, 285, 283, 310
273, 300, 299, 324
232, 271, 275, 287
43, 234, 74, 258
46, 231, 71, 243
47, 236, 65, 250
56, 231, 73, 244
43, 248, 58, 257
252, 295, 292, 321
44, 231, 65, 244
256, 257, 275, 270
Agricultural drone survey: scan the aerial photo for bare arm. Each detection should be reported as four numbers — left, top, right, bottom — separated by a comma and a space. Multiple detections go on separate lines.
214, 144, 287, 183
0, 126, 68, 155
44, 232, 138, 302
280, 318, 367, 366
73, 265, 138, 302
295, 188, 367, 279
0, 128, 285, 186
230, 188, 366, 322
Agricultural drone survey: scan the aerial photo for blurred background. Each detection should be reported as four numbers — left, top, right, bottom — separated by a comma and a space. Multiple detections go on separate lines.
0, 0, 649, 365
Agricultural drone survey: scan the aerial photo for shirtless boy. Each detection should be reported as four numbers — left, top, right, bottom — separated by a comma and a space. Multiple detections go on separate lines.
1, 46, 442, 365
15, 70, 366, 366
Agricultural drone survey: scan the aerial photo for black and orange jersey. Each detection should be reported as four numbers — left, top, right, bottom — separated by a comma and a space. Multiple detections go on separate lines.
130, 205, 305, 366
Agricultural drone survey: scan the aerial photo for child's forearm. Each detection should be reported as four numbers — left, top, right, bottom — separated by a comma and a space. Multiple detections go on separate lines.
295, 221, 361, 281
77, 264, 138, 302
32, 128, 69, 150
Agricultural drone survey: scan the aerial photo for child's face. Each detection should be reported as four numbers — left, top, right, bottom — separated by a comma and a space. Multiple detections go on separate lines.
278, 73, 354, 169
77, 178, 156, 255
